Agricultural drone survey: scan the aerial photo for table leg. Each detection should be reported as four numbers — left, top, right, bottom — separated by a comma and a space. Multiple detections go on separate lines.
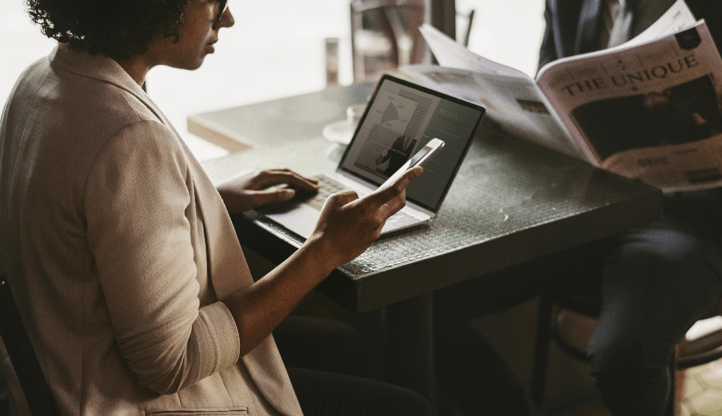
382, 293, 435, 402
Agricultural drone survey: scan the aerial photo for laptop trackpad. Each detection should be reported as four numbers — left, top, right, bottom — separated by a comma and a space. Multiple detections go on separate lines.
262, 202, 319, 240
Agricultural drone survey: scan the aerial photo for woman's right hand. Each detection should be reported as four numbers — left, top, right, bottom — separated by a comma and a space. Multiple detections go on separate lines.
221, 167, 422, 356
306, 166, 423, 271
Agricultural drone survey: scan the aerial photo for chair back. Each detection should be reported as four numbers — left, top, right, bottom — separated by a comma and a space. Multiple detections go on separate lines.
350, 0, 428, 82
456, 9, 475, 48
676, 299, 722, 369
0, 273, 61, 415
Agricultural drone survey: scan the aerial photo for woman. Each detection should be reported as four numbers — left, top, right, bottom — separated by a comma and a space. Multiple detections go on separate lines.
0, 0, 433, 415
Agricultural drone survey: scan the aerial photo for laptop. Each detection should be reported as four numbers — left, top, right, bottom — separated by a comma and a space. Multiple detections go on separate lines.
259, 74, 485, 239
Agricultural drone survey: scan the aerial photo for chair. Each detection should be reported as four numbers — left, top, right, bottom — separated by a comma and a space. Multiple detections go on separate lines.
456, 9, 475, 48
530, 287, 722, 415
0, 273, 61, 416
350, 0, 428, 82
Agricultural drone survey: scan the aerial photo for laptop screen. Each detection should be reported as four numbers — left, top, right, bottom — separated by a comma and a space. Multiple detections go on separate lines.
338, 75, 485, 212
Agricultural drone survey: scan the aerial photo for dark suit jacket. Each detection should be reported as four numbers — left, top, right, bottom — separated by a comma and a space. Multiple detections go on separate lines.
538, 0, 722, 70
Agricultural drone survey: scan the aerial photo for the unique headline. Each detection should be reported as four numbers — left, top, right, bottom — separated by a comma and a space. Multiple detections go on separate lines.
561, 54, 699, 96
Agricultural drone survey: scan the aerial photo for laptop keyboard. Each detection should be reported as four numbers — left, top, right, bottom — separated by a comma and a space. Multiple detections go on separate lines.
305, 176, 419, 229
305, 176, 349, 210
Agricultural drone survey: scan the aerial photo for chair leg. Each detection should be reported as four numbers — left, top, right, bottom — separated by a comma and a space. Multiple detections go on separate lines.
530, 296, 554, 406
664, 351, 677, 416
663, 353, 677, 416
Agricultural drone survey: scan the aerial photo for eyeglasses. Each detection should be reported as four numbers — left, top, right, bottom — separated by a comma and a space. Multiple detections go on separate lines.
215, 0, 228, 22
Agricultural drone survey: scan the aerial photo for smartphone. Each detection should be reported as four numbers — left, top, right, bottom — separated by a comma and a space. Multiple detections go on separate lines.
380, 138, 445, 189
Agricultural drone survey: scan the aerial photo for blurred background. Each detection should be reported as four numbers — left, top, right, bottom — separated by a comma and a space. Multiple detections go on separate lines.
0, 0, 545, 161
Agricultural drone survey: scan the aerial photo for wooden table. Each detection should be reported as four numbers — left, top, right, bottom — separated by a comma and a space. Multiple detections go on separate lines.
196, 82, 663, 402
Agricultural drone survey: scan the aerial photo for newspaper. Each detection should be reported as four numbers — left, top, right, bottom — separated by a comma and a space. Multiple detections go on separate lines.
401, 0, 722, 192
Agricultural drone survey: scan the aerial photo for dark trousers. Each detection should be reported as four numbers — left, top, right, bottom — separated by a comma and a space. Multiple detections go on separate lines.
434, 191, 722, 416
288, 368, 436, 416
274, 316, 437, 416
587, 194, 722, 415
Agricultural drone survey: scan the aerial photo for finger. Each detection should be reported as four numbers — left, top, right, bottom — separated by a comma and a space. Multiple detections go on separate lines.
264, 168, 318, 184
281, 173, 319, 192
371, 167, 423, 204
390, 166, 423, 191
249, 188, 296, 207
255, 169, 319, 191
378, 191, 407, 220
324, 190, 359, 208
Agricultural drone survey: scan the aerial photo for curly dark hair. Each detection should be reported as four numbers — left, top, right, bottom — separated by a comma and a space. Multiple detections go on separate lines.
26, 0, 190, 61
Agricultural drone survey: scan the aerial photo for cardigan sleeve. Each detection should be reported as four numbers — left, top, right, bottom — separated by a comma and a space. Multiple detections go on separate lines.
84, 119, 241, 394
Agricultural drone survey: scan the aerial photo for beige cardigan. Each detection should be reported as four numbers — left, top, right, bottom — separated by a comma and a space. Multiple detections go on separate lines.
0, 44, 302, 415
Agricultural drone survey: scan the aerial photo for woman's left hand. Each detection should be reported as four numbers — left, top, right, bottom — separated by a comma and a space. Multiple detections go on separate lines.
216, 168, 318, 213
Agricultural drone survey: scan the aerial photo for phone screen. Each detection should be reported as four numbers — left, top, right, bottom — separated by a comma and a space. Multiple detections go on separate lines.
379, 139, 444, 190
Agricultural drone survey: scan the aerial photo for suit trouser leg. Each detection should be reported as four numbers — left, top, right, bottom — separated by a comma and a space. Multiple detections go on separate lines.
588, 218, 722, 416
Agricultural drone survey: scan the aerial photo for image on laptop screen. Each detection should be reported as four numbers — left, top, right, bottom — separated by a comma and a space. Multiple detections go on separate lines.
339, 76, 485, 212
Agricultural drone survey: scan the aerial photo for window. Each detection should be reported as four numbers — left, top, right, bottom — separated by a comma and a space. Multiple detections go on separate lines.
456, 0, 545, 77
0, 2, 56, 114
1, 1, 546, 160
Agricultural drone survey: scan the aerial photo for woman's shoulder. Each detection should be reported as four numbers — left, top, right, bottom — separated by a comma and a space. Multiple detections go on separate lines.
6, 47, 186, 181
42, 45, 160, 128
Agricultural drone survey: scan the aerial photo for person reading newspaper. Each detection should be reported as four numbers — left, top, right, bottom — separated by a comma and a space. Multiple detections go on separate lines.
412, 1, 722, 415
408, 0, 722, 192
535, 1, 722, 414
431, 1, 722, 415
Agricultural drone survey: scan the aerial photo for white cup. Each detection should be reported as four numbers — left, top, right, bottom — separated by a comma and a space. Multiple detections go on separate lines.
346, 103, 366, 127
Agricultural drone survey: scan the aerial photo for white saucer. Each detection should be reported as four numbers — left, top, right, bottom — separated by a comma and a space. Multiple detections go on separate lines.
322, 120, 356, 145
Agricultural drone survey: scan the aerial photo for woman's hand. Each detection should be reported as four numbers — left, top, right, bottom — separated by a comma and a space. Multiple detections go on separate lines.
220, 166, 422, 355
216, 169, 318, 213
306, 166, 423, 271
